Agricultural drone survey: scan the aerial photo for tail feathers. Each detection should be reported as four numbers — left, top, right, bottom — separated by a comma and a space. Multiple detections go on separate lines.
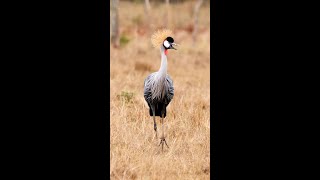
149, 105, 167, 118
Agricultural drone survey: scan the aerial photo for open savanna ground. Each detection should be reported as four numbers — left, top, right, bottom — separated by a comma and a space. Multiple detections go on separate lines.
110, 1, 210, 179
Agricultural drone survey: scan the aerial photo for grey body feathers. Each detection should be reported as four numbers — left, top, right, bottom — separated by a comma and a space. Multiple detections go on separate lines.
144, 72, 174, 117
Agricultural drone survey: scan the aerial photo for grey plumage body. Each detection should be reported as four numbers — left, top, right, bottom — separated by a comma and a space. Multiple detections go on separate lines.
144, 72, 174, 118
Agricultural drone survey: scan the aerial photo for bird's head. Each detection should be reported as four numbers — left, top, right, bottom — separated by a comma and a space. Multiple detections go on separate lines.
163, 37, 178, 50
151, 29, 178, 55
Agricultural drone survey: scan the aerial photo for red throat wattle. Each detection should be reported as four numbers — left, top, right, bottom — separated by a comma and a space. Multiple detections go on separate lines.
164, 49, 168, 55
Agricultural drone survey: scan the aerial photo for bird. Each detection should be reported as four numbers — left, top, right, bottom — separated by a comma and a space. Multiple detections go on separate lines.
143, 29, 178, 150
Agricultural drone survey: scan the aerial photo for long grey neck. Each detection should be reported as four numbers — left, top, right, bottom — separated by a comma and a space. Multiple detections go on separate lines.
158, 45, 167, 80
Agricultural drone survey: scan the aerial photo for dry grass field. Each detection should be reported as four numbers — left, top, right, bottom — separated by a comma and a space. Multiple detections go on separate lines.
110, 1, 210, 179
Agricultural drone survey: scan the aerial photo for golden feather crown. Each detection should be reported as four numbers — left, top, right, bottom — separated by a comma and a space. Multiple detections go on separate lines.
151, 29, 173, 48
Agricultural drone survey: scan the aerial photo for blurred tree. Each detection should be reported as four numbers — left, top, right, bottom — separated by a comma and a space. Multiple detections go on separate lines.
111, 0, 120, 48
145, 0, 151, 12
144, 0, 151, 32
192, 0, 203, 45
165, 0, 170, 27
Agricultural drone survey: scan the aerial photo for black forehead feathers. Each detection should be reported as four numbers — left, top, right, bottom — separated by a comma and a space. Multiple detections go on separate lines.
166, 37, 174, 43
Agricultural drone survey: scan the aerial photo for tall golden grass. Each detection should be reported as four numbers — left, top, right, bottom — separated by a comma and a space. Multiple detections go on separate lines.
110, 1, 210, 179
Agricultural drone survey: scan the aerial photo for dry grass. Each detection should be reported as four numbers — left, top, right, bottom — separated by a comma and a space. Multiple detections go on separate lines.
110, 1, 210, 179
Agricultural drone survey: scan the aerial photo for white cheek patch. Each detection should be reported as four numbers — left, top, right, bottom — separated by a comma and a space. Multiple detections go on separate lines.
163, 40, 170, 48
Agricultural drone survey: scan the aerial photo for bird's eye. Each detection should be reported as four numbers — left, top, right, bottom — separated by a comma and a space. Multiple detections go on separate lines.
163, 40, 170, 48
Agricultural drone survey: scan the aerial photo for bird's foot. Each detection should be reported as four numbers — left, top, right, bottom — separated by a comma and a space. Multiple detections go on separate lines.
159, 137, 169, 151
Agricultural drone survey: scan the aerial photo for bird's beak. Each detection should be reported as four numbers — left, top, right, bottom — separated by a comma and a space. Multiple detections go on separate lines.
170, 43, 178, 50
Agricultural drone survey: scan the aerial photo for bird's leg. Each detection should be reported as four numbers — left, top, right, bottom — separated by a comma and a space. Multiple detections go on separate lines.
153, 115, 158, 138
159, 113, 169, 151
151, 106, 158, 138
159, 117, 164, 151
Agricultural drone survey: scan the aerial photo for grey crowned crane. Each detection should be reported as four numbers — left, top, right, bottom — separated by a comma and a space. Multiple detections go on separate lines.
144, 29, 178, 150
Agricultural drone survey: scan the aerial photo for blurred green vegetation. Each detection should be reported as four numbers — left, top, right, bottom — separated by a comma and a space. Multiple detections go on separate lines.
120, 35, 130, 47
132, 15, 143, 25
117, 91, 135, 104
